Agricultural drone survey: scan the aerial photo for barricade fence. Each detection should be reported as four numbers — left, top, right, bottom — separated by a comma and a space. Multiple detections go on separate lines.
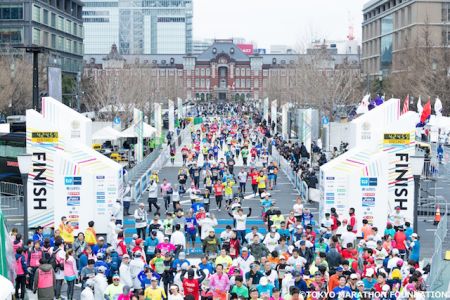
272, 147, 310, 201
0, 195, 24, 233
426, 204, 448, 299
132, 124, 193, 202
0, 182, 23, 196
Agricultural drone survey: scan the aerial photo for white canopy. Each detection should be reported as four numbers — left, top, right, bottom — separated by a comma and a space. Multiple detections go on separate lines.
98, 104, 126, 113
92, 126, 126, 141
121, 123, 156, 138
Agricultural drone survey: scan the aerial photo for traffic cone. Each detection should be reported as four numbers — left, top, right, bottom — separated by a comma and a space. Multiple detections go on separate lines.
434, 205, 441, 225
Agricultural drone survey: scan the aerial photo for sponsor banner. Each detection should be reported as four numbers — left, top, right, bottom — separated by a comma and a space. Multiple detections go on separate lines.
383, 133, 410, 144
31, 131, 59, 143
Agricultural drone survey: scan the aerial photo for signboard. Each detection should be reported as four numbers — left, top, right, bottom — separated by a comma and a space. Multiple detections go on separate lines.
383, 133, 410, 144
26, 97, 122, 234
48, 67, 62, 102
237, 44, 254, 55
31, 132, 59, 143
255, 48, 266, 55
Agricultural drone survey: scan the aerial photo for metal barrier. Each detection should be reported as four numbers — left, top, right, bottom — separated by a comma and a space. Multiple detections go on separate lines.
131, 124, 193, 202
272, 147, 309, 200
0, 182, 23, 196
0, 195, 24, 233
426, 205, 448, 299
423, 158, 439, 180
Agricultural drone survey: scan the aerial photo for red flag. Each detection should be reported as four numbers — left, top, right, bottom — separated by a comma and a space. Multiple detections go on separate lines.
420, 98, 431, 123
401, 95, 409, 115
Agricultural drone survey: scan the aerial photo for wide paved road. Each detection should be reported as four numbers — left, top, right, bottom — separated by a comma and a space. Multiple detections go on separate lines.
122, 129, 319, 253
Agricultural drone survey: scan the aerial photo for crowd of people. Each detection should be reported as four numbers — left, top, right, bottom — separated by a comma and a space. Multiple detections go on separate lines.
8, 103, 427, 300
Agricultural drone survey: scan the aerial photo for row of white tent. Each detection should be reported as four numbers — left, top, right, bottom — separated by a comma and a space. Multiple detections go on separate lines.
92, 123, 156, 142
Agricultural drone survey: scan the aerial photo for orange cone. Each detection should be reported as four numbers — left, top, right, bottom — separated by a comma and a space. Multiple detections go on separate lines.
434, 205, 441, 225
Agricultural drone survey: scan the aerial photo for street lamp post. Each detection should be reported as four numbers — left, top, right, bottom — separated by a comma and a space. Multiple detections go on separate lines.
17, 154, 32, 239
410, 154, 425, 233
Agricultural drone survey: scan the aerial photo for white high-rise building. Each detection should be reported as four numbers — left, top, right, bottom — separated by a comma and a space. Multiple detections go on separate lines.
82, 0, 193, 55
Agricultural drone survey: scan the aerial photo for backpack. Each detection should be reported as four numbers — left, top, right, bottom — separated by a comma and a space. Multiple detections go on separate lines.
49, 249, 64, 272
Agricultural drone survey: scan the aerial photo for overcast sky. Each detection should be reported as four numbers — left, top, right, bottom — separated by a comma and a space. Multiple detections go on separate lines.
193, 0, 364, 50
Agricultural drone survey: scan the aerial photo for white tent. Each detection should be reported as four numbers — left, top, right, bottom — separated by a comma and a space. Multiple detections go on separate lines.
121, 123, 156, 138
98, 104, 126, 113
92, 126, 126, 141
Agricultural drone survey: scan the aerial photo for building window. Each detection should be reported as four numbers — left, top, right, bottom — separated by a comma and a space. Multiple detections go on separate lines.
0, 4, 24, 19
381, 34, 393, 73
58, 16, 64, 30
43, 31, 49, 46
246, 79, 251, 88
240, 68, 245, 76
263, 70, 268, 77
32, 28, 41, 44
246, 68, 250, 76
159, 69, 166, 76
235, 68, 240, 76
200, 78, 205, 88
205, 68, 210, 76
0, 28, 23, 44
236, 79, 240, 88
195, 68, 199, 76
254, 70, 259, 76
51, 13, 56, 27
200, 68, 205, 76
206, 79, 210, 88
57, 36, 64, 50
195, 79, 199, 88
33, 5, 40, 22
51, 34, 56, 48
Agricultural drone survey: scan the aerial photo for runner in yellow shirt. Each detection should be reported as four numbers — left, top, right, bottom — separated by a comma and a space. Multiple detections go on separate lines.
144, 277, 166, 300
256, 170, 268, 197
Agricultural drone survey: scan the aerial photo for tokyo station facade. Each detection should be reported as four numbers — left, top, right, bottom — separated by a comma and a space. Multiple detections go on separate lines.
84, 39, 360, 102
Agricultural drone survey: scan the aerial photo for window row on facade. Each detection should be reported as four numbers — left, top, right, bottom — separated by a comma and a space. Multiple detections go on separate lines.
33, 4, 83, 39
0, 4, 23, 20
32, 27, 83, 55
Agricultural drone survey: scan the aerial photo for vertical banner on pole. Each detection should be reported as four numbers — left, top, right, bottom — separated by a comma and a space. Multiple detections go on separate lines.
154, 103, 162, 141
263, 98, 269, 123
168, 99, 175, 133
271, 99, 278, 134
302, 109, 312, 154
177, 97, 183, 119
281, 103, 289, 140
133, 108, 144, 163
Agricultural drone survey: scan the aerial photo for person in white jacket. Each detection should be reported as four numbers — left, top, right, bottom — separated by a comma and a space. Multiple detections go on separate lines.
147, 181, 160, 213
129, 252, 145, 290
119, 254, 133, 289
80, 280, 95, 300
199, 213, 218, 240
134, 203, 148, 240
93, 267, 108, 300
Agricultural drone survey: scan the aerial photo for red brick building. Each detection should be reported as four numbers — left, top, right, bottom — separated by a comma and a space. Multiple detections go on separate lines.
84, 39, 360, 102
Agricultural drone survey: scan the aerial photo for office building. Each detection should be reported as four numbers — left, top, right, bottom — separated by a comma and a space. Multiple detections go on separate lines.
0, 0, 84, 73
82, 0, 192, 55
362, 0, 449, 76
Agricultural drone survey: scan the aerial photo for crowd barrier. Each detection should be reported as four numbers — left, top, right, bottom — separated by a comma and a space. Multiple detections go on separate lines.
131, 124, 192, 202
0, 182, 23, 196
426, 204, 448, 299
271, 147, 319, 202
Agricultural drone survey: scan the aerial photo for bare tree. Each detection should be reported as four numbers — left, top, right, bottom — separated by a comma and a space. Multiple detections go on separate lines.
264, 48, 362, 119
389, 20, 450, 113
0, 46, 47, 115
